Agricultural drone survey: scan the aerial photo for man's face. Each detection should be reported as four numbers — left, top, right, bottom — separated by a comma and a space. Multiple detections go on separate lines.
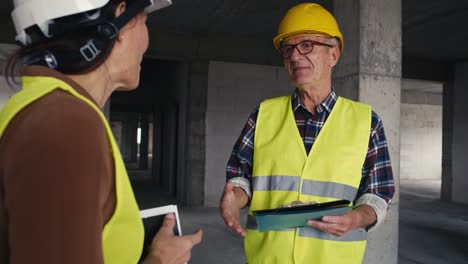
281, 34, 339, 90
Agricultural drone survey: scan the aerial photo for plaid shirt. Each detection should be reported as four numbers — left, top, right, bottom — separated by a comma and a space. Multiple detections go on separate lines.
226, 89, 395, 204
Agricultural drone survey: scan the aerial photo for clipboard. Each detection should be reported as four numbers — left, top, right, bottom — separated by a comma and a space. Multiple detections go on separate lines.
253, 199, 351, 232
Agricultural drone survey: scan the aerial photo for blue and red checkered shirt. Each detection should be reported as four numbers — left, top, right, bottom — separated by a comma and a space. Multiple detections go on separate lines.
226, 89, 395, 204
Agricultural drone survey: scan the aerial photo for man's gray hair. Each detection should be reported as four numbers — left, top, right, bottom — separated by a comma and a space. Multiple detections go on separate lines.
328, 37, 340, 48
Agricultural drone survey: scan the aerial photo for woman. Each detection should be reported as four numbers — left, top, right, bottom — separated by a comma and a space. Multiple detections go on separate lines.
0, 0, 202, 263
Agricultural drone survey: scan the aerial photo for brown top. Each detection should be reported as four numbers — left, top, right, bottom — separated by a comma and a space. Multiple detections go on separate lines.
0, 66, 116, 264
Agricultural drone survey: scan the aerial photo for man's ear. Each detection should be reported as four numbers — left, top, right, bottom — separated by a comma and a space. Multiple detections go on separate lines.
329, 46, 341, 68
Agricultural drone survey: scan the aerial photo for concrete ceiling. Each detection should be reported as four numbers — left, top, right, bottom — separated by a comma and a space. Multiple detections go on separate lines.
403, 0, 468, 63
1, 0, 467, 76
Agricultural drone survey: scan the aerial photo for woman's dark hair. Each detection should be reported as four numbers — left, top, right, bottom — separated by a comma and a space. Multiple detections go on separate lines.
5, 0, 127, 88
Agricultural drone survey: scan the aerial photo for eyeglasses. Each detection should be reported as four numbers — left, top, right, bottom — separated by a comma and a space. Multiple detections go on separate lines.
279, 40, 335, 59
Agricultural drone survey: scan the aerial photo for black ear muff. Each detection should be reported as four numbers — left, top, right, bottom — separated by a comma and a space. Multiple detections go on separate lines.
96, 22, 119, 40
22, 50, 59, 69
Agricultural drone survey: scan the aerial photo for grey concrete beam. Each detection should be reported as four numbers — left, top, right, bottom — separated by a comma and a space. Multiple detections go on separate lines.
146, 31, 282, 66
403, 57, 451, 83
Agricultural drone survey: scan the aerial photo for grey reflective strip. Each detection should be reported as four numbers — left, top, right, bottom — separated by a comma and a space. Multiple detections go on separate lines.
253, 176, 300, 192
301, 179, 357, 201
298, 227, 367, 241
246, 215, 295, 232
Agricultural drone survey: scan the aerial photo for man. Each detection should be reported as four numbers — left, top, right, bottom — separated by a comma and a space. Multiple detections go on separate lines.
219, 3, 395, 264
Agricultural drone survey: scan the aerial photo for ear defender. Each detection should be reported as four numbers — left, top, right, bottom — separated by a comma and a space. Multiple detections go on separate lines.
97, 22, 119, 40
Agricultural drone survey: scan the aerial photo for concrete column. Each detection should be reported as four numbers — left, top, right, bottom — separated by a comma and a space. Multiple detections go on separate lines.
443, 62, 468, 204
124, 117, 139, 164
139, 114, 150, 170
185, 61, 208, 206
333, 1, 401, 263
102, 100, 111, 121
441, 80, 453, 202
121, 118, 132, 161
121, 116, 139, 163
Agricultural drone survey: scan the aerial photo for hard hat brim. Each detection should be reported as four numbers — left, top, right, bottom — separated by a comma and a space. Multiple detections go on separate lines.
273, 30, 343, 51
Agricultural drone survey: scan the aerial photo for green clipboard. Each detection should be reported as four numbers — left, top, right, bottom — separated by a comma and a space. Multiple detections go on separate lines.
253, 199, 351, 232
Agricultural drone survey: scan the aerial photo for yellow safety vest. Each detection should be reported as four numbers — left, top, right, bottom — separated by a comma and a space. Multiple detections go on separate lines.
0, 76, 144, 264
245, 95, 371, 264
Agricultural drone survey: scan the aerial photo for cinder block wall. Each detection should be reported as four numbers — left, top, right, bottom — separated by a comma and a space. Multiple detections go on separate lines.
204, 61, 293, 207
400, 88, 442, 181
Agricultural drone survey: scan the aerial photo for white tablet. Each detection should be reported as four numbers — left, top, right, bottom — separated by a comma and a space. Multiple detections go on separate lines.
140, 204, 182, 235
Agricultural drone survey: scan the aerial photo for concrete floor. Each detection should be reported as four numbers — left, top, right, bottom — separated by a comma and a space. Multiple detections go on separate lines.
133, 179, 468, 264
398, 179, 468, 264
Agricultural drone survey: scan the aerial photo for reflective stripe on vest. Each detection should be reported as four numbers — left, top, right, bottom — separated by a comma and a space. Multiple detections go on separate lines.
245, 95, 371, 264
253, 176, 358, 201
0, 76, 144, 264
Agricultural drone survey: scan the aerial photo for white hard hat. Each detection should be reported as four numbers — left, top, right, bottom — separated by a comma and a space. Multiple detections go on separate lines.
12, 0, 172, 45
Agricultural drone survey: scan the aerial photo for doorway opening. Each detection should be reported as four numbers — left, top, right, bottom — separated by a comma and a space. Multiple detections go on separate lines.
400, 78, 443, 199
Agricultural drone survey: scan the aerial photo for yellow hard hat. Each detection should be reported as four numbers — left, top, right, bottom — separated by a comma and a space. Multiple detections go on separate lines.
273, 3, 344, 51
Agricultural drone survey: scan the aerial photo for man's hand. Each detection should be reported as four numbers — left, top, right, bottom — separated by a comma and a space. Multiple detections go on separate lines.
142, 213, 203, 264
219, 182, 248, 237
307, 205, 377, 237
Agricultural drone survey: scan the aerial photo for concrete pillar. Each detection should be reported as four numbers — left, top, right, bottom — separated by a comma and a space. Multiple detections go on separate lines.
139, 114, 150, 170
442, 80, 453, 202
120, 118, 132, 161
442, 62, 468, 205
121, 116, 139, 163
333, 1, 401, 263
102, 100, 110, 121
185, 61, 208, 206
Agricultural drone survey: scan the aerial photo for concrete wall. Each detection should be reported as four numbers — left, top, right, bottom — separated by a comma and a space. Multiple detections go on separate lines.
400, 79, 443, 182
205, 61, 293, 207
402, 90, 442, 105
400, 103, 442, 180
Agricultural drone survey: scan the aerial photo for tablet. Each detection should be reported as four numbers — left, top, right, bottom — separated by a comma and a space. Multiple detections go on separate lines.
252, 200, 352, 232
139, 205, 182, 261
252, 199, 350, 215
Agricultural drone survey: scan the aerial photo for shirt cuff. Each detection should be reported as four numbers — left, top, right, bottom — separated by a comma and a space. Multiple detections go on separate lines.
227, 177, 252, 200
354, 193, 389, 232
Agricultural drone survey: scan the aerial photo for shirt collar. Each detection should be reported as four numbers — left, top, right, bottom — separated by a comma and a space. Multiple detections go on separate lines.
291, 88, 338, 114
